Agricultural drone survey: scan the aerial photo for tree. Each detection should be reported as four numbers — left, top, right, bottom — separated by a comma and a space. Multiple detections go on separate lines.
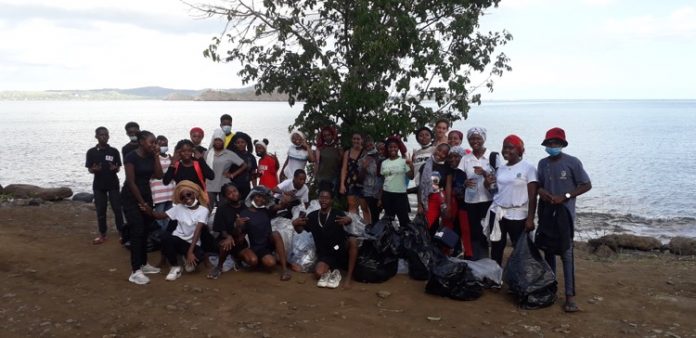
195, 0, 511, 144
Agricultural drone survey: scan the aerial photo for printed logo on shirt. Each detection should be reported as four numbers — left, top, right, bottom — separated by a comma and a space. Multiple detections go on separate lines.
516, 172, 522, 179
560, 170, 568, 180
105, 155, 114, 162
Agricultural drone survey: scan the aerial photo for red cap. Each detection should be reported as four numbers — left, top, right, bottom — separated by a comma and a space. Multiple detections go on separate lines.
190, 127, 204, 136
542, 127, 568, 147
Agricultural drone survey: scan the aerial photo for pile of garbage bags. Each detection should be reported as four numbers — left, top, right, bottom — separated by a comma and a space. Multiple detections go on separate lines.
503, 234, 558, 309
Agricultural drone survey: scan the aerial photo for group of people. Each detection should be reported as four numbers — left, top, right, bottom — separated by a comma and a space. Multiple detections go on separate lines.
86, 114, 591, 311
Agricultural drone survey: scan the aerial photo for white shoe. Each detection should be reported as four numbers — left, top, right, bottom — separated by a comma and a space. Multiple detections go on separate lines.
327, 269, 342, 289
166, 266, 182, 281
184, 262, 196, 273
128, 270, 150, 285
141, 264, 161, 274
317, 272, 330, 288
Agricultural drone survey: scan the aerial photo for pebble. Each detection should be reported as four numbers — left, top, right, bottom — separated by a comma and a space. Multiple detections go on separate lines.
503, 329, 515, 336
3, 293, 16, 298
40, 321, 52, 326
376, 291, 391, 299
192, 287, 202, 293
426, 316, 441, 322
165, 305, 177, 311
522, 325, 541, 333
109, 268, 117, 272
262, 333, 272, 338
482, 321, 491, 325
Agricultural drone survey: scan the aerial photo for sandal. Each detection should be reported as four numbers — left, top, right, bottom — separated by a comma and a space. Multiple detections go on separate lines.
92, 236, 106, 245
280, 270, 292, 281
564, 301, 580, 313
207, 266, 222, 280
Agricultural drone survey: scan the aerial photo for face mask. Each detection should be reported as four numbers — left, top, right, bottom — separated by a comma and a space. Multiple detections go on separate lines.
221, 125, 232, 135
366, 148, 377, 155
186, 198, 199, 209
251, 200, 266, 209
160, 146, 168, 154
129, 135, 138, 142
545, 147, 562, 156
256, 152, 265, 157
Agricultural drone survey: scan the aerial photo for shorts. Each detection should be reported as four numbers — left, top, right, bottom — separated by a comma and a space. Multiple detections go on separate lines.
250, 242, 275, 259
216, 235, 248, 257
317, 245, 349, 270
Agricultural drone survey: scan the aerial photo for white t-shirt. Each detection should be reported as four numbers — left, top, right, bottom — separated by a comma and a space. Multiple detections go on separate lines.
284, 146, 309, 179
458, 149, 503, 203
166, 204, 210, 245
492, 160, 537, 220
412, 145, 434, 186
274, 178, 309, 204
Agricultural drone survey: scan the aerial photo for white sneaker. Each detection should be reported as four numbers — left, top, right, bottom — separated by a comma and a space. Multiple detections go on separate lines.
317, 272, 330, 288
166, 266, 182, 281
128, 270, 150, 285
141, 264, 161, 274
184, 262, 196, 273
327, 269, 342, 289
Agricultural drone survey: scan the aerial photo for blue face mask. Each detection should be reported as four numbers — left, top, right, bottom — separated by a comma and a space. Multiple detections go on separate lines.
545, 147, 562, 156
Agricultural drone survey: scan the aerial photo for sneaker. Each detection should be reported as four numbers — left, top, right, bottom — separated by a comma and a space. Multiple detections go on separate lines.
327, 269, 342, 289
141, 264, 161, 274
128, 270, 150, 285
184, 262, 196, 273
317, 272, 330, 288
166, 266, 182, 281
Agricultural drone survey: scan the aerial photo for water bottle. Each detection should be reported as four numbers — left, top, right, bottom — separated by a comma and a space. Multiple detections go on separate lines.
466, 175, 478, 201
487, 170, 499, 195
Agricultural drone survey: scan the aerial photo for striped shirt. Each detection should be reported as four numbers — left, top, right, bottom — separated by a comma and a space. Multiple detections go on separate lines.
150, 155, 175, 204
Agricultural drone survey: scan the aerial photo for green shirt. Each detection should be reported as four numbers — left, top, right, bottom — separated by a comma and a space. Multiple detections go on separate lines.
380, 158, 410, 193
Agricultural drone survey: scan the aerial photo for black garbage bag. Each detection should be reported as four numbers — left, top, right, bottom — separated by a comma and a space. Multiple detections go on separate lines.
425, 256, 483, 301
354, 217, 400, 283
401, 214, 435, 280
503, 234, 558, 309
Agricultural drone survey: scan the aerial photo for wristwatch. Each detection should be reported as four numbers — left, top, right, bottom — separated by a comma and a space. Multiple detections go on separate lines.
565, 193, 572, 199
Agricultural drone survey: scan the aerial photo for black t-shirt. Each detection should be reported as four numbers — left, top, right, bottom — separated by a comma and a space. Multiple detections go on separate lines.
122, 150, 155, 204
304, 209, 349, 258
213, 202, 245, 234
239, 208, 273, 251
229, 151, 257, 188
163, 159, 215, 188
85, 144, 121, 190
419, 162, 451, 190
121, 142, 139, 159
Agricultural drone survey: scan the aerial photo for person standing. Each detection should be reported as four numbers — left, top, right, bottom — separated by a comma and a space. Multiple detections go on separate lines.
189, 127, 207, 159
433, 118, 450, 146
380, 139, 414, 228
482, 135, 537, 266
411, 127, 435, 193
163, 139, 215, 190
86, 127, 124, 244
459, 127, 501, 260
204, 130, 246, 208
536, 127, 592, 313
150, 135, 175, 230
229, 132, 258, 200
280, 130, 315, 182
255, 139, 280, 190
340, 133, 370, 223
219, 114, 235, 148
359, 136, 383, 224
121, 130, 163, 285
121, 121, 140, 159
314, 126, 343, 193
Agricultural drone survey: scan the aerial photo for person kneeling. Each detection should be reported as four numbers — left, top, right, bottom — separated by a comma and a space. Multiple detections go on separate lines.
145, 180, 210, 281
292, 189, 358, 289
236, 186, 292, 281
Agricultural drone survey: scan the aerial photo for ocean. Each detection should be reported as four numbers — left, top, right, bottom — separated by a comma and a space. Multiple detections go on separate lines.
1, 99, 694, 240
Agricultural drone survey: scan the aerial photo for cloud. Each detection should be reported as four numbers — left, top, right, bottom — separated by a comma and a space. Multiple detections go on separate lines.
600, 6, 696, 40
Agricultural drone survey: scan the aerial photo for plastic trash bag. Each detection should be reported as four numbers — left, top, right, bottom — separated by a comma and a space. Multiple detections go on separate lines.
345, 212, 367, 237
271, 217, 295, 259
464, 258, 503, 289
397, 259, 409, 274
503, 234, 558, 309
400, 214, 434, 280
425, 256, 483, 301
206, 207, 217, 233
288, 231, 317, 272
353, 239, 398, 283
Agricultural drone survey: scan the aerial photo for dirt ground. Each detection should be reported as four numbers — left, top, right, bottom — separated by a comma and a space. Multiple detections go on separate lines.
1, 201, 695, 338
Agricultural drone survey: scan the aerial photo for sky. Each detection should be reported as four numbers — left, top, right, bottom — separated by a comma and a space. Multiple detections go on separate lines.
0, 0, 694, 99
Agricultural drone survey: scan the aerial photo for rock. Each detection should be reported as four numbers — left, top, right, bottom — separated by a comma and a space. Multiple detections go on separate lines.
503, 329, 515, 336
592, 244, 616, 258
165, 304, 177, 311
3, 184, 73, 201
426, 316, 441, 322
376, 290, 391, 299
262, 333, 272, 338
72, 193, 94, 203
668, 237, 696, 256
28, 198, 43, 206
588, 234, 661, 252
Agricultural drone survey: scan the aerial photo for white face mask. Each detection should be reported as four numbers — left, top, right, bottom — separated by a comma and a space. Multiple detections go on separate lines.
160, 146, 168, 154
129, 135, 138, 142
186, 198, 199, 209
221, 125, 232, 135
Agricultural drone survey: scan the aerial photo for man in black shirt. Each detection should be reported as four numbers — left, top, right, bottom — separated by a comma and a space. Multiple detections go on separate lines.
292, 189, 358, 288
86, 127, 124, 244
121, 121, 140, 159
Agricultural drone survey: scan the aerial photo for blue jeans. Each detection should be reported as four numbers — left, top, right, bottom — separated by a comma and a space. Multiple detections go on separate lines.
154, 201, 173, 231
544, 245, 575, 296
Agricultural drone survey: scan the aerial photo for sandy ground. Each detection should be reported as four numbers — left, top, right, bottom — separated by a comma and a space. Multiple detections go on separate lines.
1, 200, 695, 338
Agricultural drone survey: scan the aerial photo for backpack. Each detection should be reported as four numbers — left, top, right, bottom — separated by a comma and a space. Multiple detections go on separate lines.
174, 160, 207, 192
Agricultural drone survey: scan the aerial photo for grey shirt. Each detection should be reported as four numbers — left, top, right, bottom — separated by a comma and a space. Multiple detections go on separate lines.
537, 153, 591, 222
205, 149, 244, 192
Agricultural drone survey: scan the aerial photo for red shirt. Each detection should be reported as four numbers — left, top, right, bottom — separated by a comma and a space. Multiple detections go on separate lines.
258, 155, 279, 189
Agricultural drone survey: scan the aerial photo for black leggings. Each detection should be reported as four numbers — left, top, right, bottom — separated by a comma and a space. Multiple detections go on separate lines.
122, 201, 154, 272
381, 191, 410, 228
365, 196, 382, 225
489, 216, 525, 266
161, 232, 205, 266
93, 188, 124, 236
465, 201, 492, 260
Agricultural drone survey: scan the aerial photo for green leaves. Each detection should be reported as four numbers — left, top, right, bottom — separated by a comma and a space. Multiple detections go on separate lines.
197, 0, 511, 144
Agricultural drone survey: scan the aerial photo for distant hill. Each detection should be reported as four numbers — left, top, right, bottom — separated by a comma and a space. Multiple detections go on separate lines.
0, 86, 288, 101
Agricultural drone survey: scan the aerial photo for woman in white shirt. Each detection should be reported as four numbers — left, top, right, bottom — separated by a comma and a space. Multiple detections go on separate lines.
483, 135, 538, 266
280, 130, 315, 182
